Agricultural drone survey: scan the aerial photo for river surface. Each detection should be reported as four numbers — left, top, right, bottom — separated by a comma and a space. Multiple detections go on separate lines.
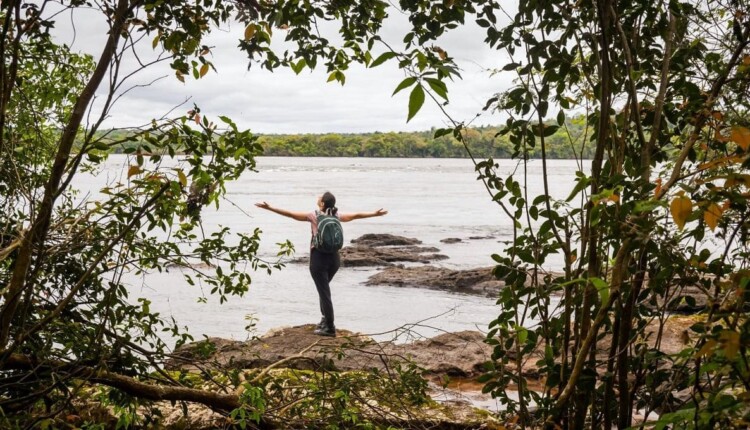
77, 156, 587, 345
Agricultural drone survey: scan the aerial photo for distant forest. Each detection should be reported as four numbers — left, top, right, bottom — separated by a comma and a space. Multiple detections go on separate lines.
105, 117, 593, 159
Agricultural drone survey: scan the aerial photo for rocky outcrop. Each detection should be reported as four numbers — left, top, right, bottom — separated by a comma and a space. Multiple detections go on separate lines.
340, 245, 448, 266
292, 234, 448, 266
365, 266, 505, 296
440, 237, 463, 244
160, 327, 503, 428
169, 326, 494, 379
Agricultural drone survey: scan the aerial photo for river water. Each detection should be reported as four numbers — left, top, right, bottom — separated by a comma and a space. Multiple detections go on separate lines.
79, 156, 585, 345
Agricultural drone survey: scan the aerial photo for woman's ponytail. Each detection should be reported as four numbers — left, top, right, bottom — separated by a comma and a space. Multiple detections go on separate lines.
321, 191, 338, 216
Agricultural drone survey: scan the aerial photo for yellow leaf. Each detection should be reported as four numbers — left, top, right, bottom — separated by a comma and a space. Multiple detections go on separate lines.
199, 63, 209, 78
244, 24, 255, 41
175, 71, 185, 83
152, 35, 159, 49
720, 330, 740, 360
731, 126, 750, 151
670, 196, 692, 230
177, 170, 188, 187
127, 165, 142, 178
704, 203, 722, 231
695, 339, 717, 358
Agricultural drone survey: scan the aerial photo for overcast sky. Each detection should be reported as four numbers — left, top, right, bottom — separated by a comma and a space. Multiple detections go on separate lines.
52, 5, 515, 134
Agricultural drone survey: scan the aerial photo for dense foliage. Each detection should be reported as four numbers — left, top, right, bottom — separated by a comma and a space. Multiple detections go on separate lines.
0, 0, 291, 427
467, 0, 750, 428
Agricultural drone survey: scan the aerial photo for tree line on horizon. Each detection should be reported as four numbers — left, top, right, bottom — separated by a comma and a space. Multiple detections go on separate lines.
103, 116, 594, 159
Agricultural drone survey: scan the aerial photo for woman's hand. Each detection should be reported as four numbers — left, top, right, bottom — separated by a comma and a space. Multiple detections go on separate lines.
255, 201, 271, 210
374, 208, 388, 216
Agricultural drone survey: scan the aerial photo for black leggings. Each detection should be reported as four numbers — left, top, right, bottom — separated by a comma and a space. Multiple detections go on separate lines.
309, 248, 340, 328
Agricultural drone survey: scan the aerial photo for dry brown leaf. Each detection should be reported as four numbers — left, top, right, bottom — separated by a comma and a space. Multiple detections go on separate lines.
127, 165, 142, 178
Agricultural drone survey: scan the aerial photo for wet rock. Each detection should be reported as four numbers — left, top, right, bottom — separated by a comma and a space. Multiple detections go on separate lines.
468, 236, 495, 240
440, 238, 463, 244
350, 233, 422, 247
366, 266, 505, 297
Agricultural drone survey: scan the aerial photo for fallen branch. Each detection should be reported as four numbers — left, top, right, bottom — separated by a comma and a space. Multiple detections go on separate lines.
2, 353, 265, 422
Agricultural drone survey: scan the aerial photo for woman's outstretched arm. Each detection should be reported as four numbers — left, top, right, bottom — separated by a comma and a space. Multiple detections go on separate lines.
339, 209, 388, 222
255, 202, 309, 221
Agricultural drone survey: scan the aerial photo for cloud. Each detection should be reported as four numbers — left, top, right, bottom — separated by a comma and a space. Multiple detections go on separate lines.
51, 4, 515, 134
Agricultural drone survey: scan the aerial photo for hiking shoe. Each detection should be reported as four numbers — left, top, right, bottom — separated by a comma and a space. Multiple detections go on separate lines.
315, 318, 326, 330
314, 327, 336, 337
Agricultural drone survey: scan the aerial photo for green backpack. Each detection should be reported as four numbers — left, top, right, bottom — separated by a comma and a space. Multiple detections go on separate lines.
313, 211, 344, 253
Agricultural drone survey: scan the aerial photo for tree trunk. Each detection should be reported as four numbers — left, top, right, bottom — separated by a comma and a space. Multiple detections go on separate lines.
0, 0, 131, 350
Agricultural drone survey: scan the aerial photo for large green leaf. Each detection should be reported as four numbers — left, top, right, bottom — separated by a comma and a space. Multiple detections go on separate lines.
407, 84, 425, 122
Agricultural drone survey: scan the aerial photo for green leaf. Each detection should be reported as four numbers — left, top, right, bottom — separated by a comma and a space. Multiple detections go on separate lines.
407, 84, 425, 122
516, 326, 528, 344
566, 176, 591, 202
633, 199, 664, 213
392, 77, 417, 96
425, 77, 448, 100
590, 277, 609, 304
434, 128, 453, 138
370, 51, 396, 68
291, 59, 306, 75
557, 110, 565, 125
335, 70, 346, 85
